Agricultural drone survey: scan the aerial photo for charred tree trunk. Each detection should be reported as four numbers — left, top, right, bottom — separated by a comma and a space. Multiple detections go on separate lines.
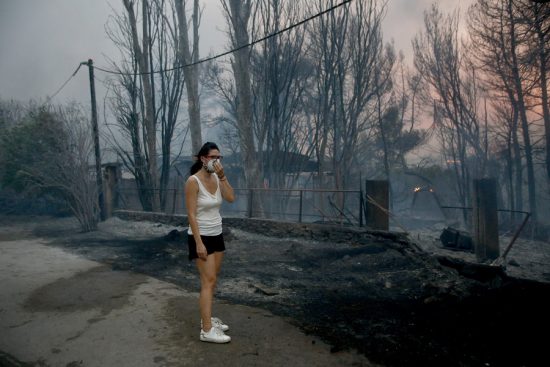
175, 0, 202, 155
507, 0, 537, 222
123, 0, 159, 212
534, 11, 550, 188
224, 0, 263, 214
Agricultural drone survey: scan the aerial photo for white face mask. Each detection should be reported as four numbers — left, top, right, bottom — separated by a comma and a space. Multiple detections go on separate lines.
205, 159, 217, 173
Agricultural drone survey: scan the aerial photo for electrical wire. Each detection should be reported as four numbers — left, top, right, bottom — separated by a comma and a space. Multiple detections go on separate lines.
41, 0, 352, 103
42, 63, 84, 105
93, 0, 353, 76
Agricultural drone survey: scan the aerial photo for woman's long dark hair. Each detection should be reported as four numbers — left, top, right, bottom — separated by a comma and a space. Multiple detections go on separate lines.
190, 142, 219, 175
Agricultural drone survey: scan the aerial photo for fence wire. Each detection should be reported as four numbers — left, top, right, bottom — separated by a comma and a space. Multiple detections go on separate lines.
116, 186, 364, 226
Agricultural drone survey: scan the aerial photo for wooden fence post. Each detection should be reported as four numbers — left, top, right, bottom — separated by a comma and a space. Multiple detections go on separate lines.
365, 180, 389, 230
248, 189, 253, 218
472, 178, 500, 262
103, 164, 120, 219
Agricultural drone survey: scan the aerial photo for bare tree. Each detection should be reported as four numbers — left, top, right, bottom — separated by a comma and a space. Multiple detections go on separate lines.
122, 0, 160, 211
469, 0, 522, 216
468, 0, 539, 221
491, 100, 521, 221
251, 0, 312, 190
106, 0, 193, 211
504, 0, 538, 221
516, 1, 550, 187
220, 0, 264, 194
373, 43, 398, 184
307, 0, 393, 192
175, 0, 203, 154
413, 4, 488, 213
228, 0, 314, 218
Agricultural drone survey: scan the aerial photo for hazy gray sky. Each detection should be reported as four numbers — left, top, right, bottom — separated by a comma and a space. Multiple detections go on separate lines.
0, 0, 473, 107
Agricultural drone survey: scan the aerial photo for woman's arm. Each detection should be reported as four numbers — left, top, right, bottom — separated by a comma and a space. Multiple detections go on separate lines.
213, 161, 235, 203
218, 175, 235, 203
185, 177, 207, 260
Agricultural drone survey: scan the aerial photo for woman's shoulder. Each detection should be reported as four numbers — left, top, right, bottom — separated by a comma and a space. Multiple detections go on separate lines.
185, 175, 199, 187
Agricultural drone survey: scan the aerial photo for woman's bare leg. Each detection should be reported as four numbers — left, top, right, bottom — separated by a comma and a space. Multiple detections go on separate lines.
214, 251, 224, 275
196, 254, 217, 331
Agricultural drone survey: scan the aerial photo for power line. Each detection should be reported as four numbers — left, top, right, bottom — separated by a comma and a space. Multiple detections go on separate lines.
93, 0, 353, 76
42, 63, 84, 105
42, 0, 352, 103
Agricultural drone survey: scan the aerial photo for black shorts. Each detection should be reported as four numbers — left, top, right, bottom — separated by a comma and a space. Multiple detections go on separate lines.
188, 233, 225, 260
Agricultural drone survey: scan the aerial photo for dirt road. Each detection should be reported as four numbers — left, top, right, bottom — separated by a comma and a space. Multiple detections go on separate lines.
0, 216, 374, 367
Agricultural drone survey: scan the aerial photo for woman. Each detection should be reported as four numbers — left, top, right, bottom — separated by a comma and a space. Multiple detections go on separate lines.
185, 142, 235, 343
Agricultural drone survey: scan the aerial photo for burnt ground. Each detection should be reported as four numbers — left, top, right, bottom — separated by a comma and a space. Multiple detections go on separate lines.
9, 215, 550, 367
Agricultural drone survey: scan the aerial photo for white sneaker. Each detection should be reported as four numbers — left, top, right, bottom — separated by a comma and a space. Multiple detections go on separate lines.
200, 327, 231, 343
201, 317, 229, 332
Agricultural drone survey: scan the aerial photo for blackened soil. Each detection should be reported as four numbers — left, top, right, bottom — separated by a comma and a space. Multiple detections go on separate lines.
299, 280, 550, 367
38, 223, 550, 367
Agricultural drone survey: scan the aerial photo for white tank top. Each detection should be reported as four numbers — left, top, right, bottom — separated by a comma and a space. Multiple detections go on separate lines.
187, 174, 223, 236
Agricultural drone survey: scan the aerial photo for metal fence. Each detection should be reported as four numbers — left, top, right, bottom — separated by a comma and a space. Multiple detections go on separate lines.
224, 188, 363, 225
439, 206, 532, 237
116, 186, 364, 226
115, 185, 536, 234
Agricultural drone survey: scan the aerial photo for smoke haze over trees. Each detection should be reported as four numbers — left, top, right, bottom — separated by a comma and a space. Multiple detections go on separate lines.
1, 0, 549, 231
0, 102, 99, 231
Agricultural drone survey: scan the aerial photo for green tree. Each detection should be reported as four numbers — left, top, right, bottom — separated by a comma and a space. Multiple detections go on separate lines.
1, 103, 99, 231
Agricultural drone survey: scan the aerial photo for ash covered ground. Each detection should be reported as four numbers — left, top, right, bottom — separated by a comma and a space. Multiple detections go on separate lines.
6, 215, 550, 367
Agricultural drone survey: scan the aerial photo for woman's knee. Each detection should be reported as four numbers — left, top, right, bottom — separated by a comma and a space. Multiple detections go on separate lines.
201, 274, 217, 289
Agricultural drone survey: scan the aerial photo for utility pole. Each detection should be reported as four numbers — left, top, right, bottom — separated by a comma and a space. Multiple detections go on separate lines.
84, 59, 106, 221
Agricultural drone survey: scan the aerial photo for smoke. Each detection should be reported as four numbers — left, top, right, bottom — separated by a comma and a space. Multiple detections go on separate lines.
383, 0, 474, 62
0, 0, 122, 103
0, 0, 474, 105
